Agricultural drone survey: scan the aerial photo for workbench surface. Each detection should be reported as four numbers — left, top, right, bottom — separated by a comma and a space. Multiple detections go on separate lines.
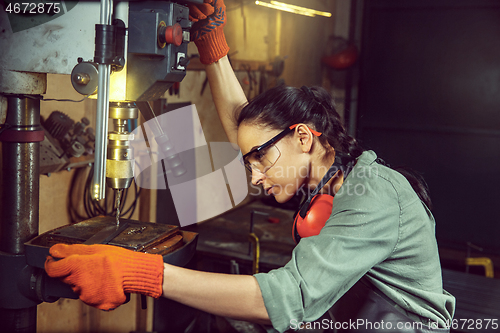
184, 199, 297, 271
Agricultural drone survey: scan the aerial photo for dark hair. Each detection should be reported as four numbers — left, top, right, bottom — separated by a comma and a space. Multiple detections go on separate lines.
236, 85, 432, 209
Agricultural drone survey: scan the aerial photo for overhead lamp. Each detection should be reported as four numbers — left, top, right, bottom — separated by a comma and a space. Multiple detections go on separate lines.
255, 1, 331, 18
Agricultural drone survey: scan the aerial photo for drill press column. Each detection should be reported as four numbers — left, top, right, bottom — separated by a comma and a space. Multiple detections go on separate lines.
0, 96, 43, 333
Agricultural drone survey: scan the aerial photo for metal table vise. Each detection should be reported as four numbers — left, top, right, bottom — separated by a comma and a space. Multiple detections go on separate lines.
0, 216, 197, 308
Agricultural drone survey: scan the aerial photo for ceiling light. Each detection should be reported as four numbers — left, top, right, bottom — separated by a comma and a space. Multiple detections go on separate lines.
255, 1, 331, 18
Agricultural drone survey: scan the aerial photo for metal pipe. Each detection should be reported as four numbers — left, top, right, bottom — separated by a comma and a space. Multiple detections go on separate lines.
0, 96, 41, 333
93, 0, 113, 200
0, 308, 37, 333
93, 64, 111, 199
100, 0, 112, 25
0, 96, 40, 254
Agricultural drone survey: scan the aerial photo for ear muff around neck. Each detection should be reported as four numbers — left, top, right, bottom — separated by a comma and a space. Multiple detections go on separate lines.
292, 194, 334, 243
291, 152, 356, 244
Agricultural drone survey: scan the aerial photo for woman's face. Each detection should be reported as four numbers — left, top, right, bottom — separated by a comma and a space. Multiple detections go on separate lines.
238, 123, 311, 203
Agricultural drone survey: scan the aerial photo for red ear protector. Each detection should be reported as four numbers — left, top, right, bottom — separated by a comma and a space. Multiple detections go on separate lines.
292, 153, 355, 244
293, 194, 334, 239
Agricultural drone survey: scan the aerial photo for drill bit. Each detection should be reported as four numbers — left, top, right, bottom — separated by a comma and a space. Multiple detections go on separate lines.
115, 189, 123, 225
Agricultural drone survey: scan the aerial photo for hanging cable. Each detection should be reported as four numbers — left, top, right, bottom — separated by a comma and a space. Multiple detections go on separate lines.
69, 162, 142, 222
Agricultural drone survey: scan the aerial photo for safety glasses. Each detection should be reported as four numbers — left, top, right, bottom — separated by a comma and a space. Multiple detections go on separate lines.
242, 124, 322, 173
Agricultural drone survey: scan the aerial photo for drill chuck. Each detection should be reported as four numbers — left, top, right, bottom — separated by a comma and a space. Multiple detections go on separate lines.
106, 103, 138, 190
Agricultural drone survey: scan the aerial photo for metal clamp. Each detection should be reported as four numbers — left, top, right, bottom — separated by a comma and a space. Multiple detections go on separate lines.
94, 19, 126, 71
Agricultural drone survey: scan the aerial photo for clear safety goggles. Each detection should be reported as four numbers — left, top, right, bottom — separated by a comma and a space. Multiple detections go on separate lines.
242, 124, 322, 173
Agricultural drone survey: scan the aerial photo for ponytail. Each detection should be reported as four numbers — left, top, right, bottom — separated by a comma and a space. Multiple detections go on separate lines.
376, 157, 433, 210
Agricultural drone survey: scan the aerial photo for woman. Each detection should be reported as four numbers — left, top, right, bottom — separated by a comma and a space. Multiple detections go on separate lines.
45, 0, 455, 331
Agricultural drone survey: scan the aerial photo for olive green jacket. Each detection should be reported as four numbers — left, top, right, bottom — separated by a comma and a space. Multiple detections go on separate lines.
255, 150, 455, 332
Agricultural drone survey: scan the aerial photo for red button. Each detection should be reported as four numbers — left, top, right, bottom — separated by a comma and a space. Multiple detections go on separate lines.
164, 23, 183, 47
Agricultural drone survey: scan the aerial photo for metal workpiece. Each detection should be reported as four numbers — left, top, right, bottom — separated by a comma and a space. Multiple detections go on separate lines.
25, 216, 198, 267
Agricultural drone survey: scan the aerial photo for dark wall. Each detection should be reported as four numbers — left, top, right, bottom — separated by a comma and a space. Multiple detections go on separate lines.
357, 0, 500, 253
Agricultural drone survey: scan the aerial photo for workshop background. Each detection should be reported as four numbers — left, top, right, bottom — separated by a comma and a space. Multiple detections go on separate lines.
1, 0, 500, 332
18, 1, 342, 331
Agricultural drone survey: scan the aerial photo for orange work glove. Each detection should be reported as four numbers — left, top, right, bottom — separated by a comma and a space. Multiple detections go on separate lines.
188, 0, 229, 65
45, 244, 164, 311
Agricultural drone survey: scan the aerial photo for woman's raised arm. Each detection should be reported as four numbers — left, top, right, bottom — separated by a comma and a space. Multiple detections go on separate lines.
188, 0, 246, 146
205, 56, 248, 146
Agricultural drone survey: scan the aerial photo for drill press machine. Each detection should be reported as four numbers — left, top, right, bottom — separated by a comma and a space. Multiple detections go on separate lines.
0, 1, 202, 331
